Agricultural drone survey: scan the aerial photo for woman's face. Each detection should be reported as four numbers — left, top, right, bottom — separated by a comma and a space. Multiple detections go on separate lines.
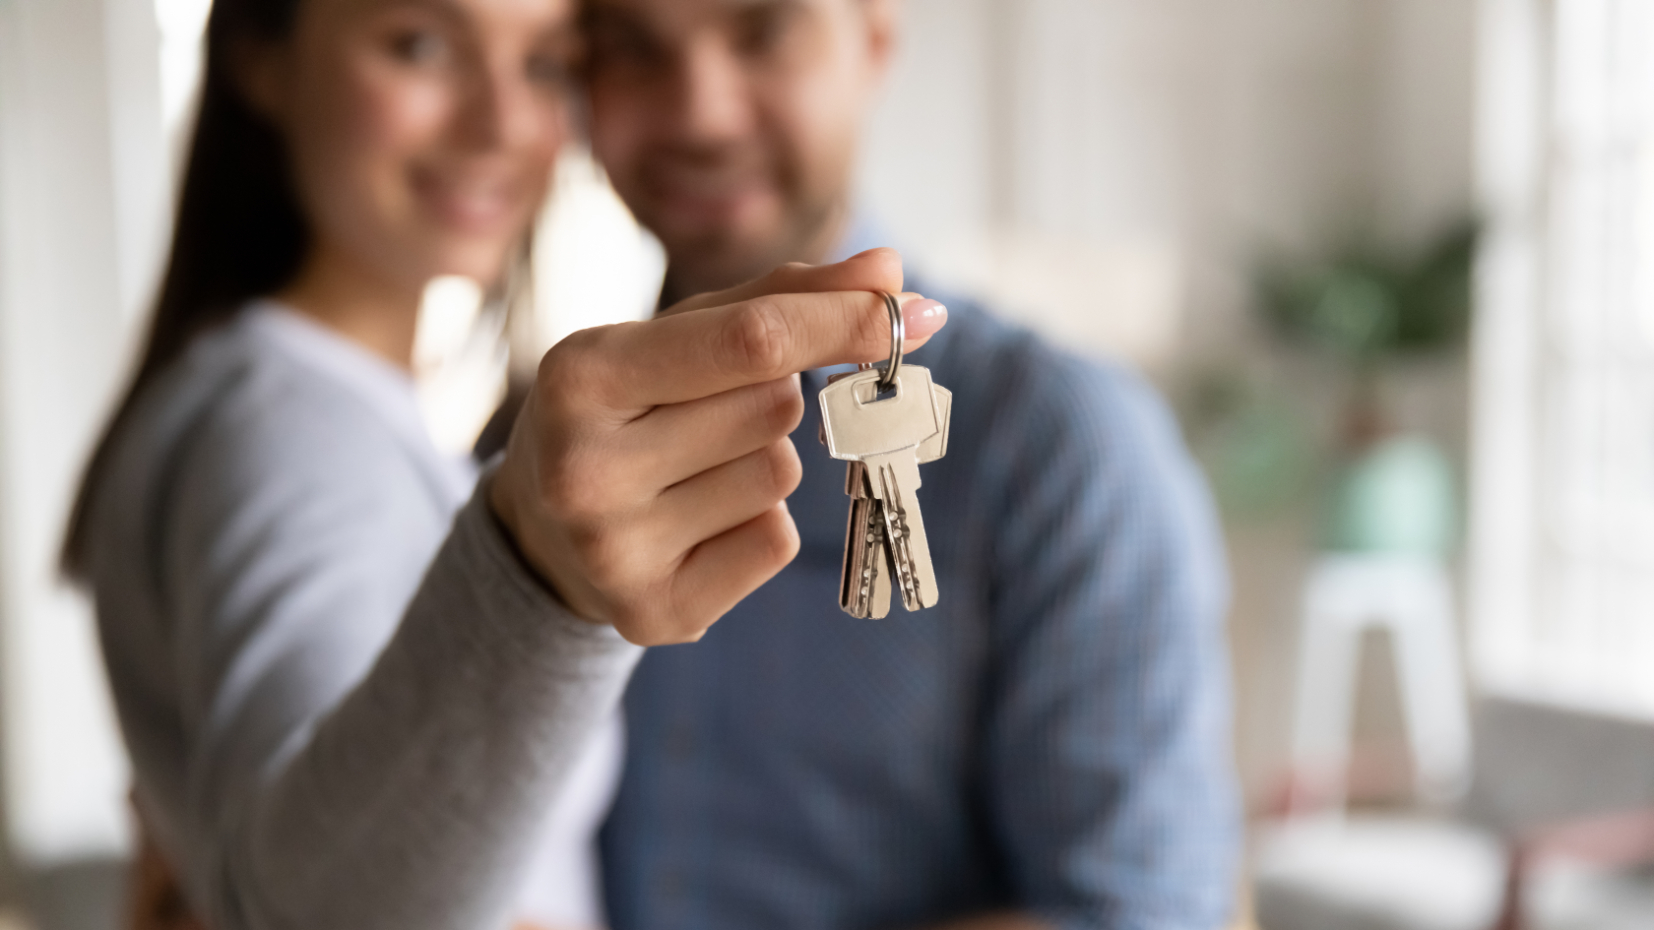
255, 0, 577, 290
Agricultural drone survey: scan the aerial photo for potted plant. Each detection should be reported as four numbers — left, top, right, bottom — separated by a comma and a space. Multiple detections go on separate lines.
1253, 220, 1477, 556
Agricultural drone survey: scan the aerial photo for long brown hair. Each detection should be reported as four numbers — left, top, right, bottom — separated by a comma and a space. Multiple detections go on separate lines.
61, 0, 307, 578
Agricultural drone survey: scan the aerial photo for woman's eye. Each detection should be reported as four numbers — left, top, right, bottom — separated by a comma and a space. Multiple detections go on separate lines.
388, 28, 448, 65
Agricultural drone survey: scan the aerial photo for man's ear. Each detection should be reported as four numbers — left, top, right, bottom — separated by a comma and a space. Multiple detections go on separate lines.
230, 35, 293, 128
861, 0, 899, 82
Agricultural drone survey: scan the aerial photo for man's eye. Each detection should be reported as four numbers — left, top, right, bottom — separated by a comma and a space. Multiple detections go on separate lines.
586, 19, 665, 70
527, 51, 572, 88
388, 29, 448, 65
734, 7, 795, 56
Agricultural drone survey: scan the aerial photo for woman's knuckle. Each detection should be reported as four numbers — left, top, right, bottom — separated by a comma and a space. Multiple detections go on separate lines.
539, 344, 588, 402
543, 452, 604, 520
724, 300, 791, 379
583, 531, 635, 588
544, 325, 631, 405
743, 378, 800, 435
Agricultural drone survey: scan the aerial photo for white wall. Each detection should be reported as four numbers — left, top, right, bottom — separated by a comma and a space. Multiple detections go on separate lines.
861, 0, 1476, 372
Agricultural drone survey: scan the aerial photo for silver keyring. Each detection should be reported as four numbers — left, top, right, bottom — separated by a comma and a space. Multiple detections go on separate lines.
878, 291, 904, 392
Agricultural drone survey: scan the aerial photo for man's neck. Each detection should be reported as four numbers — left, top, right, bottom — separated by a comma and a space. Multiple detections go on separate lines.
659, 201, 851, 308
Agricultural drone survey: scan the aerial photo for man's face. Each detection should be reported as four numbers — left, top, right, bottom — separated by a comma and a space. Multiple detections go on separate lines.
583, 0, 893, 295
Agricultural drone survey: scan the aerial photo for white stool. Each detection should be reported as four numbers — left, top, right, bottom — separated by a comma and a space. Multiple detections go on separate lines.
1255, 555, 1492, 930
1285, 553, 1471, 815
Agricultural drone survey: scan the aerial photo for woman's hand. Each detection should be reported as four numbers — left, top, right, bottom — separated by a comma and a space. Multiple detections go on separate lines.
488, 248, 947, 646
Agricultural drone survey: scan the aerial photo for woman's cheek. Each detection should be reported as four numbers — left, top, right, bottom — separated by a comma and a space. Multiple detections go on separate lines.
354, 69, 454, 158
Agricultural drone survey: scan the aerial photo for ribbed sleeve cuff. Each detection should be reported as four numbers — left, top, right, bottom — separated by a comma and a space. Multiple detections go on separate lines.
446, 463, 639, 659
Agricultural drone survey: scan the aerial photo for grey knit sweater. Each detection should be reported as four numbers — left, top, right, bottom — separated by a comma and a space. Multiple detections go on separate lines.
83, 303, 641, 930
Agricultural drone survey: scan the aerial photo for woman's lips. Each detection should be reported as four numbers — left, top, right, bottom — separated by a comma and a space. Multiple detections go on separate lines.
412, 170, 523, 233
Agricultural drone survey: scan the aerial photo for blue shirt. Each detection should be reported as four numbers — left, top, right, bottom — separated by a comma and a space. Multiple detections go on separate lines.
600, 247, 1240, 929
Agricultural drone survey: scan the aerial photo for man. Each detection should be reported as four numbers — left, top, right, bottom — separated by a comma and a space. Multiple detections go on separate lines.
583, 0, 1241, 927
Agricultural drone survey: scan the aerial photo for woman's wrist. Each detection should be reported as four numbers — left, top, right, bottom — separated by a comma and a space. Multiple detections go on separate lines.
483, 469, 606, 625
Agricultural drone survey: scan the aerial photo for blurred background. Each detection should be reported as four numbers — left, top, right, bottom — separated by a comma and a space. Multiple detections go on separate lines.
3, 0, 1654, 928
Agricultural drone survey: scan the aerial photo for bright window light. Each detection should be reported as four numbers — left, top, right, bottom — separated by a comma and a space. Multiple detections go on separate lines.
1473, 0, 1654, 717
154, 0, 212, 141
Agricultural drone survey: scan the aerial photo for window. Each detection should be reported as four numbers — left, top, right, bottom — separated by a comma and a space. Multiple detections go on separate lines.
1472, 0, 1654, 715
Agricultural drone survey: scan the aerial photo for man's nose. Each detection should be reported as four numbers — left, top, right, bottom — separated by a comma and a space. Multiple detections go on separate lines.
668, 37, 755, 144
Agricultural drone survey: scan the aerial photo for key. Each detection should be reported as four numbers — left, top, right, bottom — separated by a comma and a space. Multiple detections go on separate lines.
821, 369, 951, 617
827, 370, 887, 617
820, 372, 951, 464
919, 384, 951, 462
839, 458, 887, 618
840, 490, 892, 618
868, 457, 936, 610
819, 366, 945, 611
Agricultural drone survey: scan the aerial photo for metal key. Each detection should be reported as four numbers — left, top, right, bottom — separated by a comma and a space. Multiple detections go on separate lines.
820, 366, 944, 611
826, 370, 888, 617
825, 371, 950, 617
840, 483, 892, 618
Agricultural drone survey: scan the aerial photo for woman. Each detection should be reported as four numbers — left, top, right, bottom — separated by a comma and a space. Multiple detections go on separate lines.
63, 0, 946, 926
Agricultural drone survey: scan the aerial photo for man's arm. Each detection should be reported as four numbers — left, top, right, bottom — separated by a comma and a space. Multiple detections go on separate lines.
971, 351, 1241, 929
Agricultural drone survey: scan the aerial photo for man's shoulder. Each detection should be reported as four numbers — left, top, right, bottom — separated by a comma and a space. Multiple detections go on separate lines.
906, 280, 1177, 458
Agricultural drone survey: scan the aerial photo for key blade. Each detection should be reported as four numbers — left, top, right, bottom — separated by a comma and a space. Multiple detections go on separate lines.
839, 495, 864, 615
839, 495, 890, 618
869, 454, 940, 611
863, 500, 891, 619
844, 460, 868, 499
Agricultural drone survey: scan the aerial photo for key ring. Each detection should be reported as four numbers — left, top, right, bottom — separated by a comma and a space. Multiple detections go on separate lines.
877, 291, 904, 393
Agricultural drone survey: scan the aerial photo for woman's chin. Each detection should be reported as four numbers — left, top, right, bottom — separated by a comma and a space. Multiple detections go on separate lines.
415, 238, 519, 288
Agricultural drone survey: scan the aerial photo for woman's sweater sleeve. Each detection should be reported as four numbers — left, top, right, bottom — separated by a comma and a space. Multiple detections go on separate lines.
154, 370, 640, 930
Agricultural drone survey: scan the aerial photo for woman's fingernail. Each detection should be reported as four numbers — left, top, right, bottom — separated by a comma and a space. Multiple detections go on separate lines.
902, 298, 948, 338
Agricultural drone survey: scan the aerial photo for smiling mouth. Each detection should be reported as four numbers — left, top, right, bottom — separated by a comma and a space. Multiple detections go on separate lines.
412, 170, 524, 233
646, 167, 774, 225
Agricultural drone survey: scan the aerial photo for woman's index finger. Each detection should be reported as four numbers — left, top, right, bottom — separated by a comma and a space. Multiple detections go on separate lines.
592, 290, 947, 411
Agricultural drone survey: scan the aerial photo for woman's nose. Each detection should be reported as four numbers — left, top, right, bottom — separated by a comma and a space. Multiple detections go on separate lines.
453, 60, 556, 152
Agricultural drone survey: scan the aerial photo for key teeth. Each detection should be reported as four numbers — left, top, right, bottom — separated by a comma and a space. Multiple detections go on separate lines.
839, 491, 892, 619
874, 462, 939, 612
